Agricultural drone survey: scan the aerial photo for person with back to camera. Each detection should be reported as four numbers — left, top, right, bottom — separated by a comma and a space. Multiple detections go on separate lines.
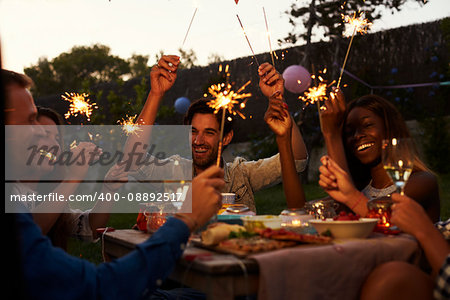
3, 68, 225, 300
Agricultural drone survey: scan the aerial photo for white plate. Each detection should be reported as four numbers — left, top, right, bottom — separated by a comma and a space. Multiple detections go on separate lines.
309, 218, 378, 239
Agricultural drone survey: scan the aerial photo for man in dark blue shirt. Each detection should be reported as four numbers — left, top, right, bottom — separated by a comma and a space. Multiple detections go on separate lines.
3, 69, 224, 299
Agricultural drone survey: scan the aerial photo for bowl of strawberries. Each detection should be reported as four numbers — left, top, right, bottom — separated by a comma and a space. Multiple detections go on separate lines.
309, 212, 378, 239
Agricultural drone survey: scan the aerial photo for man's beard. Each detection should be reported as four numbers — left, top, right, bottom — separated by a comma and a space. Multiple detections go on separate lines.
193, 143, 219, 170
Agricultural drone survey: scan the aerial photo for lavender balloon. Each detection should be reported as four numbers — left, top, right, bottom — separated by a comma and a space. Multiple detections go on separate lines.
282, 65, 311, 94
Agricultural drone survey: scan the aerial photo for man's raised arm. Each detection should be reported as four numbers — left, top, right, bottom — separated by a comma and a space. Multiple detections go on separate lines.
122, 55, 180, 171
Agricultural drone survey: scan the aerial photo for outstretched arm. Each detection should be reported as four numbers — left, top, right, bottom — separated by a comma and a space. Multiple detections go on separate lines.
391, 193, 449, 277
121, 55, 180, 171
321, 88, 349, 173
32, 142, 102, 235
88, 163, 130, 239
258, 63, 307, 161
263, 88, 305, 208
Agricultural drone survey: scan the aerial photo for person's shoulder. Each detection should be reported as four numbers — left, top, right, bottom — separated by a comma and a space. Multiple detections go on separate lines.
228, 155, 249, 165
409, 171, 438, 188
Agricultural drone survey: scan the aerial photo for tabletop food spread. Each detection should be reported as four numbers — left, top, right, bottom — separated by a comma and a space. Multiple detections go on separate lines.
103, 204, 422, 300
193, 222, 333, 257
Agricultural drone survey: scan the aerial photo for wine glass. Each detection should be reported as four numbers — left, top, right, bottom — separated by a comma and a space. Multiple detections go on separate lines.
381, 138, 414, 195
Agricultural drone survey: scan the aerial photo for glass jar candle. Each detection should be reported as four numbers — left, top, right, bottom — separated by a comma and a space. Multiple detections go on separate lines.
304, 199, 339, 220
280, 208, 312, 227
367, 197, 393, 233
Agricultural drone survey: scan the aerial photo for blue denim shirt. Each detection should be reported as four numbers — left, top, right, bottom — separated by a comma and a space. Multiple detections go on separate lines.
17, 213, 190, 300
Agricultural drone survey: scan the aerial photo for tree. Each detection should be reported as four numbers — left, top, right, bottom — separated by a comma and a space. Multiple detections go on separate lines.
178, 48, 197, 69
154, 48, 198, 69
281, 0, 428, 71
207, 53, 224, 64
24, 44, 162, 125
25, 44, 132, 97
129, 54, 151, 79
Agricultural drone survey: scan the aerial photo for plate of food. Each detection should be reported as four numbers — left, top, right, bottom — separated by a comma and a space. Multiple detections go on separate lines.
193, 222, 332, 257
258, 227, 332, 244
309, 212, 378, 239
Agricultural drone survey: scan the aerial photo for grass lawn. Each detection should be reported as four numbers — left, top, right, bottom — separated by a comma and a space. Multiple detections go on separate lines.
68, 175, 450, 264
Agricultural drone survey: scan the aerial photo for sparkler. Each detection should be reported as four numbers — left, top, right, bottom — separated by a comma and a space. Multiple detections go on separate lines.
70, 140, 77, 150
118, 115, 143, 136
336, 11, 372, 88
181, 7, 198, 49
62, 92, 97, 122
299, 79, 336, 107
299, 68, 336, 131
118, 116, 142, 136
236, 14, 260, 67
206, 68, 252, 166
262, 7, 275, 66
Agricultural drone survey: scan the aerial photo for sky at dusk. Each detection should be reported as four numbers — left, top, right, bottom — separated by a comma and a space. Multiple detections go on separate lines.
1, 0, 449, 72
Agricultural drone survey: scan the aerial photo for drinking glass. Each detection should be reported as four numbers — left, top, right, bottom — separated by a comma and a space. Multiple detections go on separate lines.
381, 138, 414, 195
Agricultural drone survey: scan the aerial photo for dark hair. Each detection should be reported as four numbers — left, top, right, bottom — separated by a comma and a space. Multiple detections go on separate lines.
1, 69, 33, 89
37, 106, 65, 126
183, 98, 234, 136
36, 106, 71, 249
347, 95, 410, 141
344, 94, 431, 189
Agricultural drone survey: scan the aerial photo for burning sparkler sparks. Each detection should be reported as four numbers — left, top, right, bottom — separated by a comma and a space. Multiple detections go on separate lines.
118, 115, 143, 136
299, 69, 335, 106
62, 92, 97, 121
343, 11, 372, 36
206, 80, 252, 119
299, 68, 336, 132
337, 11, 372, 88
205, 67, 252, 166
70, 140, 77, 150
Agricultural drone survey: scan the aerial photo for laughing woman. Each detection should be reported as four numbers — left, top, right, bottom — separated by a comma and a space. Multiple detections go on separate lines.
320, 93, 440, 222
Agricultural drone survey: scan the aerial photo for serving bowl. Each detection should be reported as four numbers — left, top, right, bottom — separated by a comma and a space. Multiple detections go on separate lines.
309, 218, 378, 239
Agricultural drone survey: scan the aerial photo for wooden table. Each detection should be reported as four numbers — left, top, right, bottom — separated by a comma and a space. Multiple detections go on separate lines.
103, 229, 420, 300
103, 229, 259, 299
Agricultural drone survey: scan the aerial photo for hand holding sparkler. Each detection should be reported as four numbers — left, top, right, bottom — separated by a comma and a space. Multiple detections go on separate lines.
150, 55, 180, 98
206, 67, 252, 166
103, 163, 129, 192
65, 142, 103, 180
264, 94, 291, 139
318, 155, 367, 216
320, 87, 346, 137
258, 63, 284, 99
